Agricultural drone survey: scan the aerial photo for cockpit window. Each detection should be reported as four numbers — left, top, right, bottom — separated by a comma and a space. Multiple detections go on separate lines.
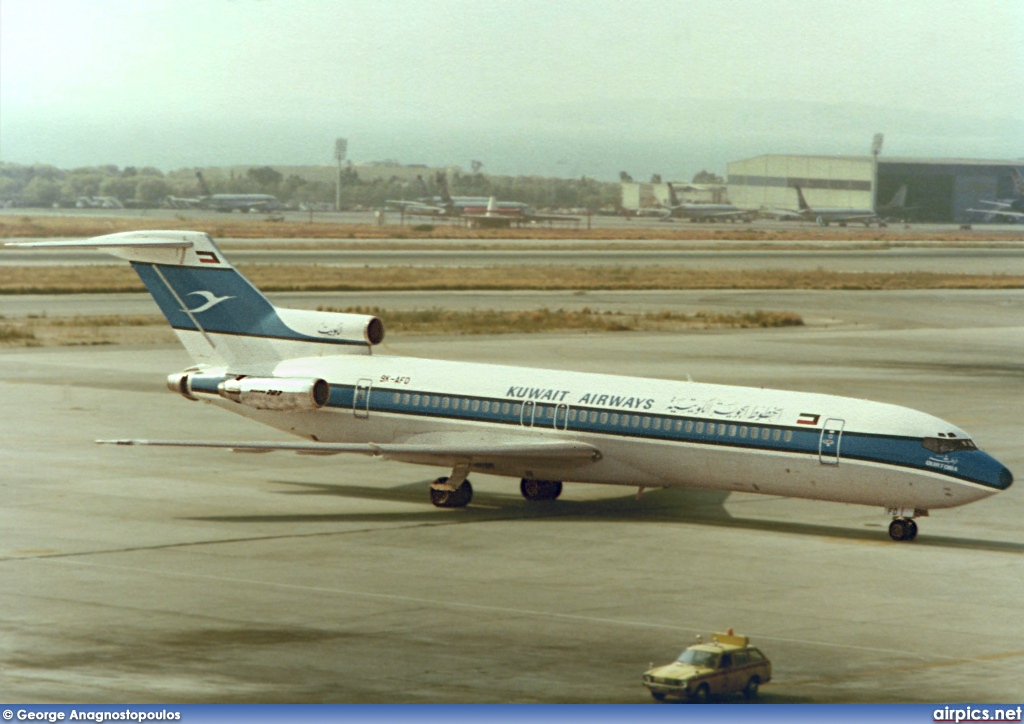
922, 438, 977, 454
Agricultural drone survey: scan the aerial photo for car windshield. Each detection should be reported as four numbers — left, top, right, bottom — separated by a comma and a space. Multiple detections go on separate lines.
676, 648, 718, 668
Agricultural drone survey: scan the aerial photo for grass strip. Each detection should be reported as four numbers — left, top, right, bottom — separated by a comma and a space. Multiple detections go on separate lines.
2, 264, 1024, 294
0, 307, 803, 348
3, 215, 1023, 243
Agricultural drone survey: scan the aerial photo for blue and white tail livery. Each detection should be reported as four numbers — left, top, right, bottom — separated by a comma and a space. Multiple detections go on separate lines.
13, 231, 383, 371
8, 230, 1013, 541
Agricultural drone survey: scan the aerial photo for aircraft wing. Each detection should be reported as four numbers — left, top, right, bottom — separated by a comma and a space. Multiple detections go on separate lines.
384, 200, 448, 215
525, 212, 583, 223
98, 437, 602, 466
758, 207, 803, 220
967, 207, 1024, 220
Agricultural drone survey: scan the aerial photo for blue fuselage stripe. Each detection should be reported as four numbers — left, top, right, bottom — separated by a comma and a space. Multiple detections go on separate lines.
198, 376, 1005, 491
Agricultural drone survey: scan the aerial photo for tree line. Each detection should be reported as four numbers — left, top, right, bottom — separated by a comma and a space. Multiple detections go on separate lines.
0, 163, 621, 211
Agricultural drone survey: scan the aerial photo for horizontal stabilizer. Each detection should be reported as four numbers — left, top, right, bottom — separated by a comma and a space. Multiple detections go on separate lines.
7, 237, 192, 250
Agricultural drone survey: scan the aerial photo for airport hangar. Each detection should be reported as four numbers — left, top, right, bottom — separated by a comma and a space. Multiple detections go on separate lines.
726, 154, 1024, 222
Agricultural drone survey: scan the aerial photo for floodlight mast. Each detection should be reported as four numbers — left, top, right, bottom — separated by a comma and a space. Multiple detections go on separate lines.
335, 138, 348, 212
871, 133, 884, 211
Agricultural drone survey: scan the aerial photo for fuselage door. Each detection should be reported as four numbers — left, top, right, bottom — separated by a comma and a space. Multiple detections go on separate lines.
553, 403, 570, 431
353, 378, 372, 419
818, 418, 845, 465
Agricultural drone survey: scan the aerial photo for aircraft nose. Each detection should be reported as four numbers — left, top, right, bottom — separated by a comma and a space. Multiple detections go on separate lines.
996, 464, 1014, 490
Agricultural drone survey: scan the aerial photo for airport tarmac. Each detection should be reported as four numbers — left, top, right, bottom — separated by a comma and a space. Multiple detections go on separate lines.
2, 290, 1022, 703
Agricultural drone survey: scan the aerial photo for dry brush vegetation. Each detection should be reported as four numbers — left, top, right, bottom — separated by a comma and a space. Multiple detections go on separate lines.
0, 307, 803, 348
3, 214, 1024, 243
2, 264, 1024, 295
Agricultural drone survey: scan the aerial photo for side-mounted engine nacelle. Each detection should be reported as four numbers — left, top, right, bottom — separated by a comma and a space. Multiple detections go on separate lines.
167, 372, 331, 412
218, 377, 331, 412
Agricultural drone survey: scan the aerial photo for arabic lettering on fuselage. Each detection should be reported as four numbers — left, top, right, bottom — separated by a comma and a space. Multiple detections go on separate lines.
668, 396, 783, 422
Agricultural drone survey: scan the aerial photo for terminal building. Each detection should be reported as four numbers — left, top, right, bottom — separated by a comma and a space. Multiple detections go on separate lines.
726, 154, 1023, 222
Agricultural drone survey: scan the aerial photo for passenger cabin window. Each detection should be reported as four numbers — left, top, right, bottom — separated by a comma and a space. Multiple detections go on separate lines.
922, 438, 977, 454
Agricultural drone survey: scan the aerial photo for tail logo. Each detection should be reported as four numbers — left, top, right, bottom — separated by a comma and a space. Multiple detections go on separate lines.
184, 290, 235, 313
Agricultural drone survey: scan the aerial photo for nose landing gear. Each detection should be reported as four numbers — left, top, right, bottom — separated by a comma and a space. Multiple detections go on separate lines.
887, 508, 927, 541
888, 517, 918, 541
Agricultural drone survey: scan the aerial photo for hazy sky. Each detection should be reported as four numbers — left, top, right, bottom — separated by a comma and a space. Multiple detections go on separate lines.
2, 0, 1022, 180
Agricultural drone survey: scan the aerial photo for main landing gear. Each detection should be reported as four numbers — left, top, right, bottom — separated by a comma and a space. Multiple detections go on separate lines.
430, 464, 473, 508
887, 508, 926, 541
520, 478, 563, 501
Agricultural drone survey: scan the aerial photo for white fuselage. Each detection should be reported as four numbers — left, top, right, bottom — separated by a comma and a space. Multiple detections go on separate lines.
180, 343, 1010, 513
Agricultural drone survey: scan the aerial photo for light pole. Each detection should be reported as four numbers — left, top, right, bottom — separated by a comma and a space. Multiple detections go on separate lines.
871, 133, 884, 211
335, 138, 347, 212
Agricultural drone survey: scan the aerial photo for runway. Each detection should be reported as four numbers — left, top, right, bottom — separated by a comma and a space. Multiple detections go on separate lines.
2, 288, 1022, 703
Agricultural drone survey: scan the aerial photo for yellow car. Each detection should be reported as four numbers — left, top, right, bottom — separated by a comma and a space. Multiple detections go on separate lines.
642, 631, 771, 702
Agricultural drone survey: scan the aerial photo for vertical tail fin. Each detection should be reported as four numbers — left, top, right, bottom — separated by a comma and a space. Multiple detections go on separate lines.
666, 182, 680, 207
794, 186, 810, 211
7, 231, 383, 372
1012, 168, 1024, 197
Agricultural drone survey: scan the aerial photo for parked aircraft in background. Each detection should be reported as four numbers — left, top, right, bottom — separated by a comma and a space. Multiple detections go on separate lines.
8, 231, 1013, 542
387, 174, 580, 227
764, 186, 906, 227
791, 186, 886, 227
967, 168, 1024, 222
659, 183, 754, 223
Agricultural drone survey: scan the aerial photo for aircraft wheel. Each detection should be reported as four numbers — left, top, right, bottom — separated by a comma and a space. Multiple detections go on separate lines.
888, 518, 917, 541
430, 478, 473, 508
520, 478, 562, 501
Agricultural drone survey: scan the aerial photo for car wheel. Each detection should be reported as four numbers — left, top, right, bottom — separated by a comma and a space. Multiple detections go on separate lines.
651, 692, 665, 702
691, 684, 709, 704
743, 676, 760, 699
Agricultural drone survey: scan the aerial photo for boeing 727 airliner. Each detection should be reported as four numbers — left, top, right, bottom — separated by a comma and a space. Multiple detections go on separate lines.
9, 231, 1013, 541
